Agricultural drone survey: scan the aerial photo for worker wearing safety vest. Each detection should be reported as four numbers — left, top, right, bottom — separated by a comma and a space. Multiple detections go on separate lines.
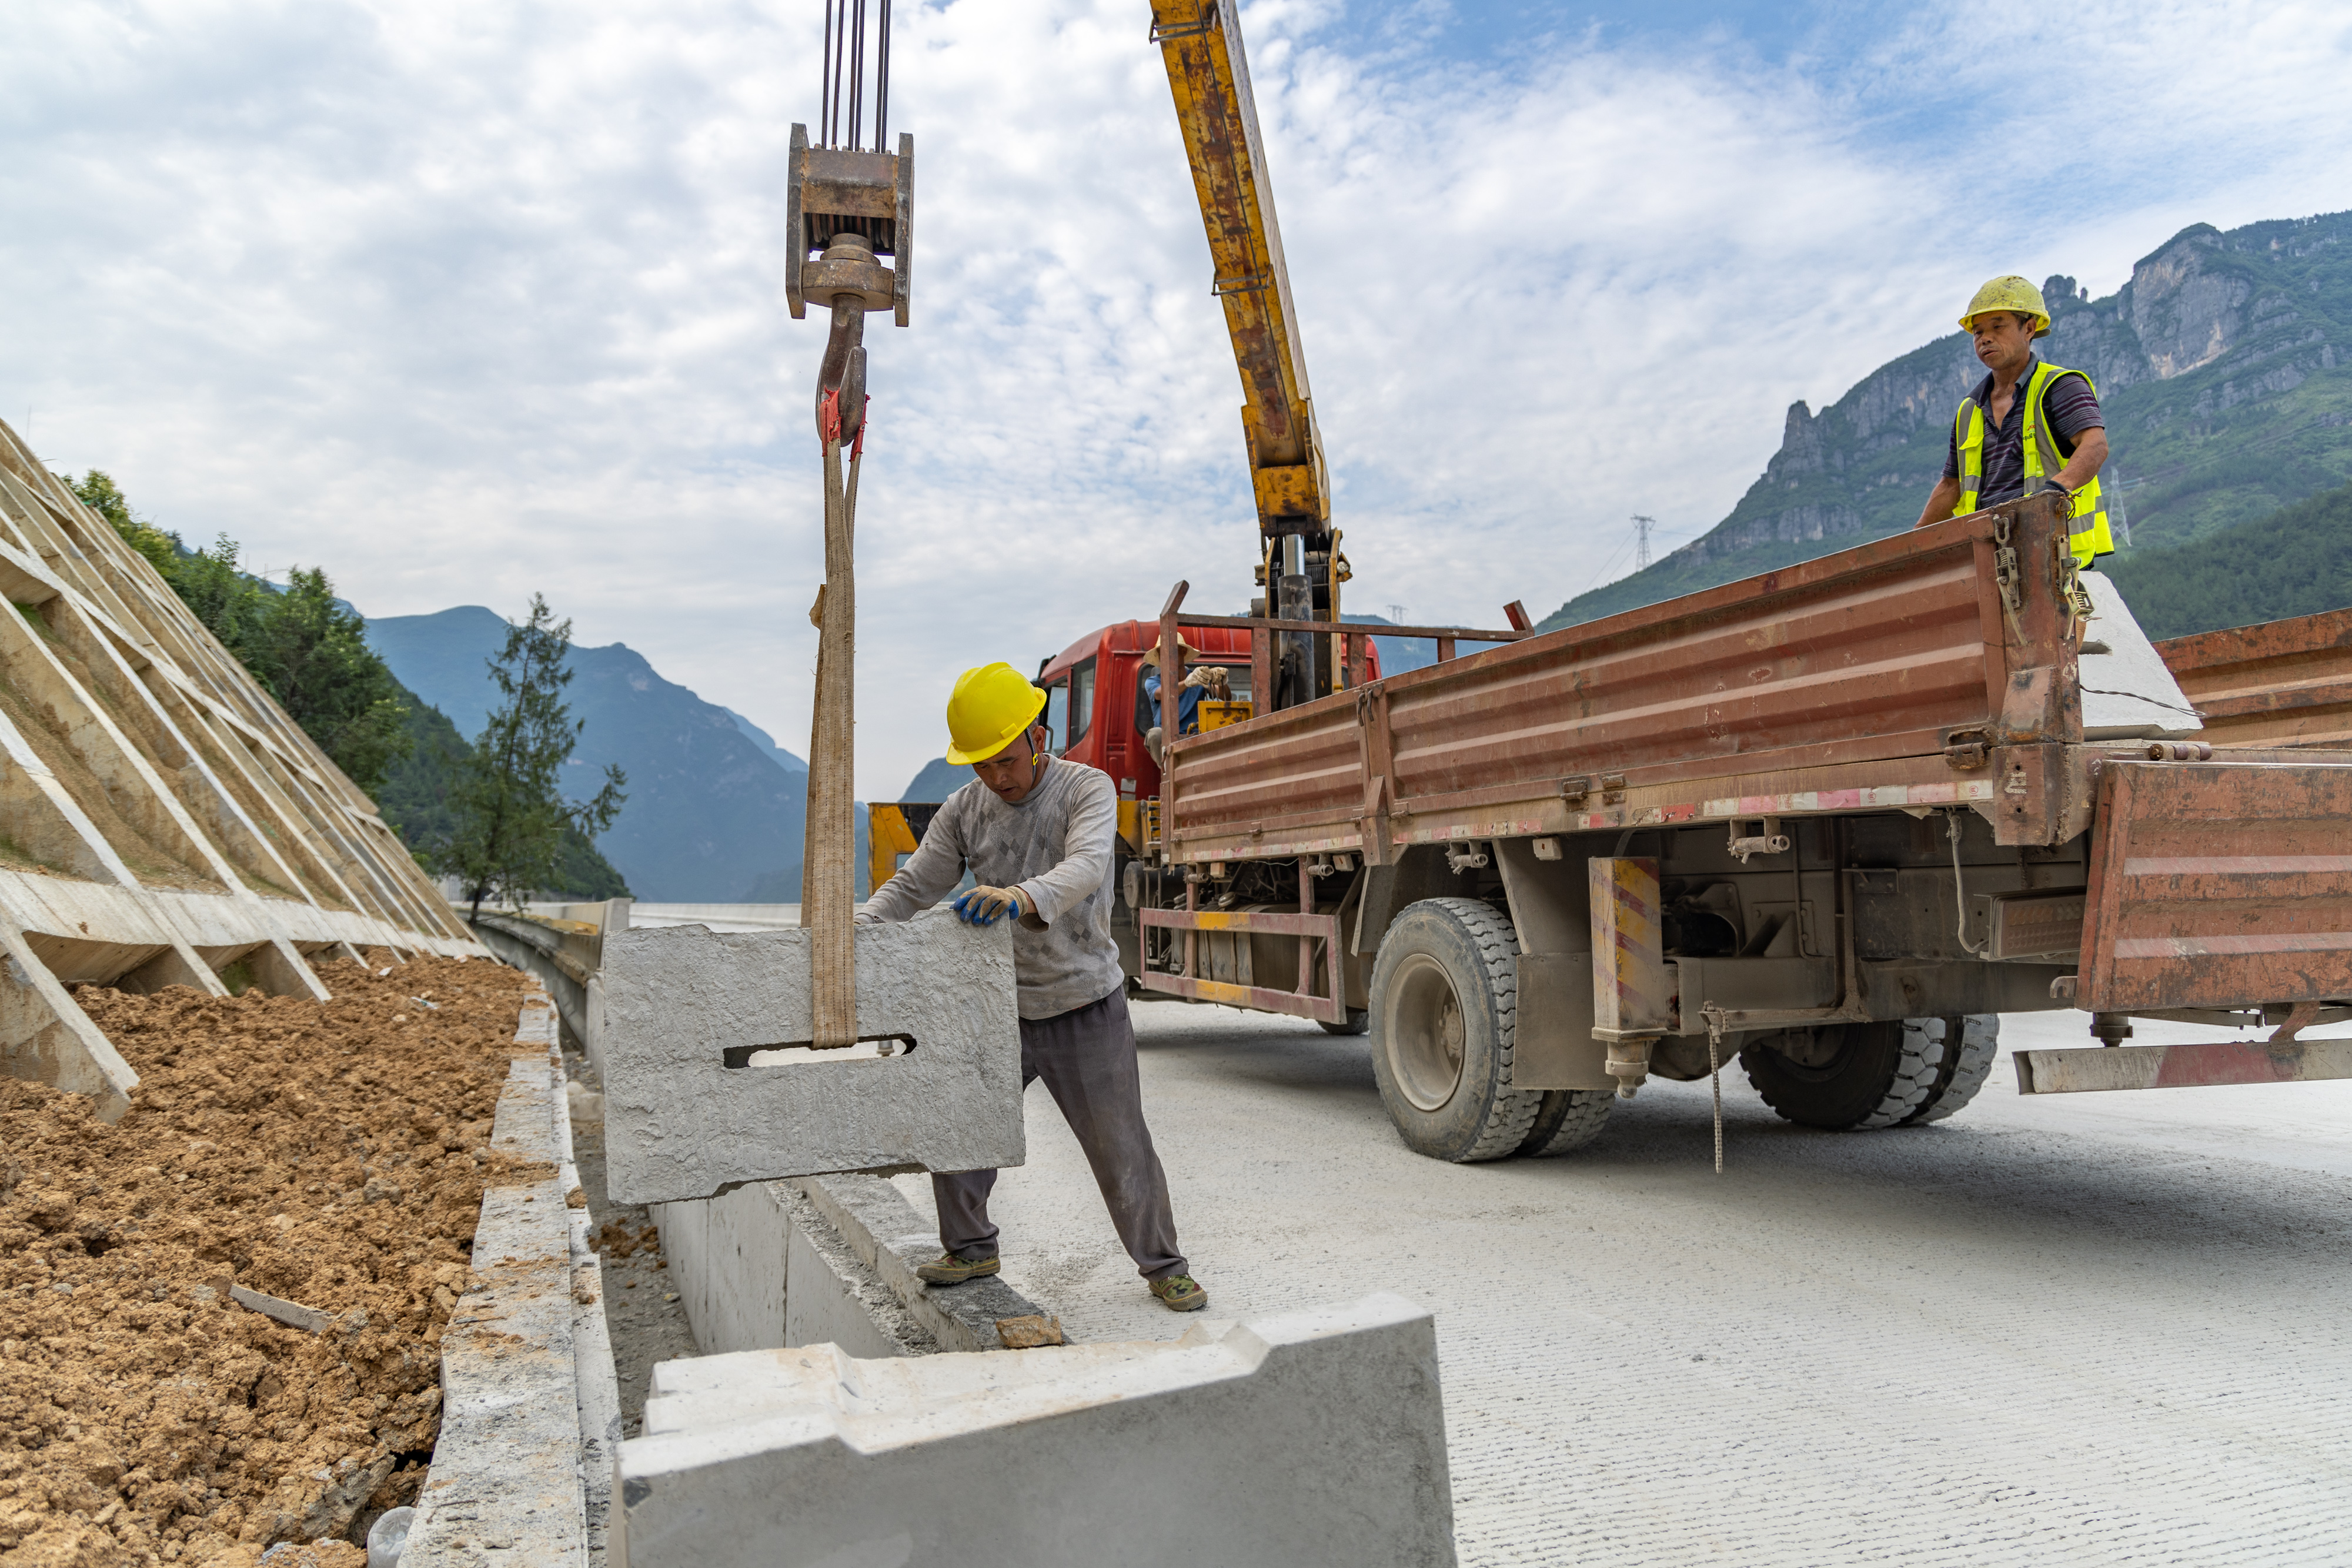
858, 661, 1208, 1313
1912, 275, 2113, 567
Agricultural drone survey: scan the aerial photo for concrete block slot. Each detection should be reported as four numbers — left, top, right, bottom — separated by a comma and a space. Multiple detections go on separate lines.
719, 1034, 914, 1066
615, 1294, 1458, 1567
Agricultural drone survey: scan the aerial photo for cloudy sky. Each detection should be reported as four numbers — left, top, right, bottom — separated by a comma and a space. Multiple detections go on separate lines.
7, 0, 2351, 797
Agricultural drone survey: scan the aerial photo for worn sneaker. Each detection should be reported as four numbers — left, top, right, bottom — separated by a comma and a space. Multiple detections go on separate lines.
916, 1252, 1001, 1286
1150, 1274, 1208, 1312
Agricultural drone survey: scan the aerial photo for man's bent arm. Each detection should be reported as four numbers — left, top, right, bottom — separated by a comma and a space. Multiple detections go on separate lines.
2058, 427, 2107, 493
1913, 476, 1962, 530
864, 796, 970, 921
1014, 771, 1118, 927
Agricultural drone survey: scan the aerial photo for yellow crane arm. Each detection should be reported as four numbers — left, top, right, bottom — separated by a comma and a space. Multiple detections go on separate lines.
1151, 0, 1329, 535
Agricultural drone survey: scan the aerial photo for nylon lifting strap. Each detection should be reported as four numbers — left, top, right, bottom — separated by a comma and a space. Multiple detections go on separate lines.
803, 302, 869, 1049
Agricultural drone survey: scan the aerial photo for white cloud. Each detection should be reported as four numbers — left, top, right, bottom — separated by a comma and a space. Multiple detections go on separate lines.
4, 0, 2348, 798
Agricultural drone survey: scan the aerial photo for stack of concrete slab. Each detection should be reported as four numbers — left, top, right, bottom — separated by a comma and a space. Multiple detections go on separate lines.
614, 1293, 1456, 1568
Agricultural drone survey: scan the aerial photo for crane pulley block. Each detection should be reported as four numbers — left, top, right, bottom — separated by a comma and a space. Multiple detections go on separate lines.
787, 128, 914, 326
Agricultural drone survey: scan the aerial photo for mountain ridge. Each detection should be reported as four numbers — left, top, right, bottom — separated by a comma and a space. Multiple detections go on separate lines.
366, 606, 817, 902
1541, 210, 2352, 629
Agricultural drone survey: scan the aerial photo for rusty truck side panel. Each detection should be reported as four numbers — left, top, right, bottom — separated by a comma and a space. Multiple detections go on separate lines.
1165, 494, 2084, 863
2078, 760, 2352, 1013
1155, 493, 2352, 1027
2156, 607, 2352, 750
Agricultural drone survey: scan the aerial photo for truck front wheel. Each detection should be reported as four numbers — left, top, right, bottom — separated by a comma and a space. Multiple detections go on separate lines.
1368, 898, 1544, 1162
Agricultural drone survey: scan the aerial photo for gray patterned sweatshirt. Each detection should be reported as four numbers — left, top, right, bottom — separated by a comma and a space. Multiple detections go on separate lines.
861, 758, 1122, 1020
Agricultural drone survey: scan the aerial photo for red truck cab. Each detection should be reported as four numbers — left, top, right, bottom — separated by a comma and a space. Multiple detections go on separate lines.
1033, 618, 1382, 844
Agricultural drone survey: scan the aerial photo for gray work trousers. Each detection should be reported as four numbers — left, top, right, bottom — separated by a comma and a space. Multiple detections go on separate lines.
933, 988, 1188, 1283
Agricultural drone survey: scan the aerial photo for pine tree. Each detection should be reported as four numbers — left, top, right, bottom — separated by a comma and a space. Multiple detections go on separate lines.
443, 594, 627, 918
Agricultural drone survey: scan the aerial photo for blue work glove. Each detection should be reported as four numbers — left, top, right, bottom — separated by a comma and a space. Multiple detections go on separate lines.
952, 885, 1025, 926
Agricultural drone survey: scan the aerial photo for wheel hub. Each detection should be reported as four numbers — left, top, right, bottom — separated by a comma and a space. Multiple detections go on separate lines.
1387, 952, 1466, 1111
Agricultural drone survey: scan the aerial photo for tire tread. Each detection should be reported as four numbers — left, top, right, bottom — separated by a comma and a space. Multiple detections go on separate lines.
1907, 1014, 1999, 1124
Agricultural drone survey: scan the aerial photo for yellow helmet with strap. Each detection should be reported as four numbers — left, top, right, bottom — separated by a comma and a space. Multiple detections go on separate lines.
1960, 275, 2052, 337
944, 662, 1048, 765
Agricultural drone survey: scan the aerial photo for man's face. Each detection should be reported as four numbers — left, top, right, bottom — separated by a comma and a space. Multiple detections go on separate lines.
973, 724, 1050, 804
1970, 310, 2037, 376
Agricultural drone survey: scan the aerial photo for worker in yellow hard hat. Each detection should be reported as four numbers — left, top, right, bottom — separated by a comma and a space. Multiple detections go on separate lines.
1913, 275, 2114, 567
858, 661, 1208, 1313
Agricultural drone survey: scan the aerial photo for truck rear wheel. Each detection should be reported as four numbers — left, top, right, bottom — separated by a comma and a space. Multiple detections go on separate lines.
1368, 899, 1542, 1162
1515, 1089, 1614, 1156
1905, 1014, 1999, 1124
1740, 1018, 1946, 1131
1318, 1009, 1369, 1036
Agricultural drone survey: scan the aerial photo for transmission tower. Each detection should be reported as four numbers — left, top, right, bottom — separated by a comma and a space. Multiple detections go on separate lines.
1631, 514, 1657, 570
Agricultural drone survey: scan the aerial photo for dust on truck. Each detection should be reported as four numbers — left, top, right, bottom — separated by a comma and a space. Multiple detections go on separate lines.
1068, 491, 2352, 1163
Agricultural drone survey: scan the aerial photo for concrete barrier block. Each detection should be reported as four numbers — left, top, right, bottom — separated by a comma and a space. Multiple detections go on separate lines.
615, 1293, 1456, 1568
652, 1181, 790, 1357
782, 1208, 920, 1360
406, 1023, 591, 1567
600, 911, 1025, 1205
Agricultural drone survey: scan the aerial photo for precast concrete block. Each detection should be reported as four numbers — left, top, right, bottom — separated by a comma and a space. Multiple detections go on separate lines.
600, 911, 1024, 1205
652, 1182, 792, 1356
614, 1292, 1456, 1568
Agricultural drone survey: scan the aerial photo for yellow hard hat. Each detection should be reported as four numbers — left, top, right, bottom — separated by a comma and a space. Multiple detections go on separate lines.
943, 662, 1048, 765
1960, 275, 2051, 337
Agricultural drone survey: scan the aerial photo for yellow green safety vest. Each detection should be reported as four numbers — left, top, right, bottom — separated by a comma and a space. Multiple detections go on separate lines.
1952, 359, 2113, 567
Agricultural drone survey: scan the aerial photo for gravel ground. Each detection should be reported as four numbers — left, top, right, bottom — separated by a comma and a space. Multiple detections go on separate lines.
0, 954, 537, 1566
892, 1002, 2352, 1567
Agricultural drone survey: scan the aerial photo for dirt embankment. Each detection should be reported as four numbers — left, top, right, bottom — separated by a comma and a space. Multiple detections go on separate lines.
0, 954, 539, 1566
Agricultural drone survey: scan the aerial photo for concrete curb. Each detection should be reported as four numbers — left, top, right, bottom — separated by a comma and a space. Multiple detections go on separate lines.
790, 1174, 1055, 1353
654, 1172, 1058, 1362
406, 997, 621, 1568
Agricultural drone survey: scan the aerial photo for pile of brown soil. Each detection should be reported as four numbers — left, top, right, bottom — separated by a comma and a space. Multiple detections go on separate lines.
0, 952, 540, 1566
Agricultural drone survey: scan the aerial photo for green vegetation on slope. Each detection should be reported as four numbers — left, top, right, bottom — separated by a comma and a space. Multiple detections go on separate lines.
66, 469, 630, 899
71, 472, 412, 795
2100, 479, 2352, 641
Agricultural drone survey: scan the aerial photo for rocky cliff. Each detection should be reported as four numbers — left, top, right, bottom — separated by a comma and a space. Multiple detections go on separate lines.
1542, 210, 2352, 628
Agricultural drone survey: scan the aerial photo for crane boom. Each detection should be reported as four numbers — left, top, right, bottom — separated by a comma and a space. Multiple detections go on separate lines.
1150, 0, 1329, 535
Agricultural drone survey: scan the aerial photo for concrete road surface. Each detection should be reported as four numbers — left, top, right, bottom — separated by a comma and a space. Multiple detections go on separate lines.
893, 1005, 2352, 1566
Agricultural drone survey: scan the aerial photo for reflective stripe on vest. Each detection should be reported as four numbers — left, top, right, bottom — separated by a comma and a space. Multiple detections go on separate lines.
1951, 359, 2113, 567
